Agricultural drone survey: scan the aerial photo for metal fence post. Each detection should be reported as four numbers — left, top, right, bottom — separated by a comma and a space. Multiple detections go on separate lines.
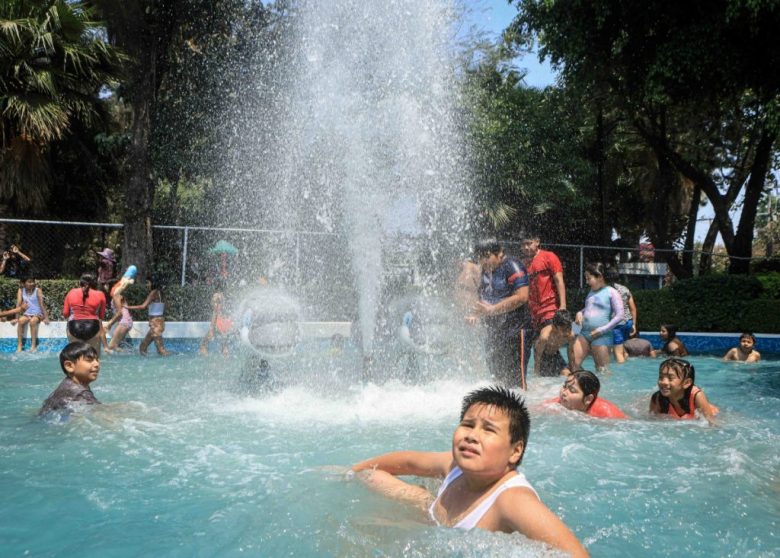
579, 246, 584, 289
181, 226, 189, 286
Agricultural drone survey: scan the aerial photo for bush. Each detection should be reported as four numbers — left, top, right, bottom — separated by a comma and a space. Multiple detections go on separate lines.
755, 272, 780, 300
632, 274, 780, 333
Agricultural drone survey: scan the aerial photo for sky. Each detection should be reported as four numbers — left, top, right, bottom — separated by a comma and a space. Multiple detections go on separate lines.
465, 0, 726, 244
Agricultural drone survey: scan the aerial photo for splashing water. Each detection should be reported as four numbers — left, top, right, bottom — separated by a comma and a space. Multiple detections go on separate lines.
233, 0, 471, 353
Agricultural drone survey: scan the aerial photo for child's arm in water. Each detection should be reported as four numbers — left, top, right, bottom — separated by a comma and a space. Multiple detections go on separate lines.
494, 489, 590, 558
351, 451, 451, 510
693, 389, 718, 425
352, 450, 451, 478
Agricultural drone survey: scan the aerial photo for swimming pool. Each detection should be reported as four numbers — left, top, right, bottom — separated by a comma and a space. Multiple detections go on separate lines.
1, 349, 778, 557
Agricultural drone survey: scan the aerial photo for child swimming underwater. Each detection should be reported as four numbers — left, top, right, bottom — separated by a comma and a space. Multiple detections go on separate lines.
351, 386, 589, 557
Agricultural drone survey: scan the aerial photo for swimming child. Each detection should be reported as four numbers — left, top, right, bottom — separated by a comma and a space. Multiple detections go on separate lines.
546, 370, 626, 419
14, 277, 50, 352
127, 277, 170, 356
351, 386, 589, 557
571, 263, 624, 371
39, 341, 101, 416
63, 273, 107, 355
723, 332, 761, 362
605, 267, 637, 364
200, 291, 233, 357
649, 358, 718, 424
534, 309, 575, 377
655, 324, 689, 357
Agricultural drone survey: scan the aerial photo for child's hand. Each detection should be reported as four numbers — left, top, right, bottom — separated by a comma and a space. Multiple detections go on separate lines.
575, 312, 583, 325
590, 329, 601, 339
43, 318, 50, 325
10, 319, 17, 325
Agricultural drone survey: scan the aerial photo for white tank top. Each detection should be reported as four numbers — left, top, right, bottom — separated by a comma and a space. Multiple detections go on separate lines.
429, 466, 539, 529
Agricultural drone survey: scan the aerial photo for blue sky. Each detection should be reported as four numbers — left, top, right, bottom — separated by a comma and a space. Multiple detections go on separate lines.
463, 0, 557, 88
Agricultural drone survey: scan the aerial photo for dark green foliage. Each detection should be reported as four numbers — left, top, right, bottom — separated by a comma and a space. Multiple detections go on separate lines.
755, 273, 780, 300
633, 274, 780, 332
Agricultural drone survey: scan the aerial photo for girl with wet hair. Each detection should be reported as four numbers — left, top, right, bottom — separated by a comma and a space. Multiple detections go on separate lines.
658, 324, 689, 357
650, 358, 718, 424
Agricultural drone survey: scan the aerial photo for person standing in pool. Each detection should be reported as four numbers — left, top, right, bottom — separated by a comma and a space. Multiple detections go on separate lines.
63, 273, 107, 354
351, 386, 588, 557
127, 276, 170, 356
521, 231, 566, 368
605, 267, 637, 364
723, 332, 761, 362
466, 240, 531, 389
571, 263, 624, 371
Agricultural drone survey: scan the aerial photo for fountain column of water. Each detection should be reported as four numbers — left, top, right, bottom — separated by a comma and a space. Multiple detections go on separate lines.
237, 0, 471, 355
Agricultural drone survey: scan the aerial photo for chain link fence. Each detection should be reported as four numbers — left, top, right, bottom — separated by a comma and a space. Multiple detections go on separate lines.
1, 218, 775, 295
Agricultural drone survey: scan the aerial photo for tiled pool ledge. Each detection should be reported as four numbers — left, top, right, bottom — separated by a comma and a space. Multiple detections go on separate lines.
0, 321, 352, 353
1, 322, 778, 354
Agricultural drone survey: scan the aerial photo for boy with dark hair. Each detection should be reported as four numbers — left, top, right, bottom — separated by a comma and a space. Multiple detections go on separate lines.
39, 341, 101, 416
466, 239, 532, 389
548, 370, 626, 419
352, 386, 588, 557
723, 332, 761, 362
534, 309, 576, 377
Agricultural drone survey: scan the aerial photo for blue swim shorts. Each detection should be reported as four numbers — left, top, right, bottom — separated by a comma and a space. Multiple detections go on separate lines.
613, 320, 633, 345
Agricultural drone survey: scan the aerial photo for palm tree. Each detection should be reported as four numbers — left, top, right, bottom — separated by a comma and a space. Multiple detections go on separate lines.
0, 0, 125, 215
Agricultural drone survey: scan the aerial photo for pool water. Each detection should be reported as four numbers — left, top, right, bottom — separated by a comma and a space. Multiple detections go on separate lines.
1, 349, 778, 557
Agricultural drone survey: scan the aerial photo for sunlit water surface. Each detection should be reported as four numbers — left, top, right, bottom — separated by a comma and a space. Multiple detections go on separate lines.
1, 348, 779, 557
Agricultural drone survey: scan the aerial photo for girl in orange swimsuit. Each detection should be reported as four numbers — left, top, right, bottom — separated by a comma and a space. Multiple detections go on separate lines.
649, 358, 719, 424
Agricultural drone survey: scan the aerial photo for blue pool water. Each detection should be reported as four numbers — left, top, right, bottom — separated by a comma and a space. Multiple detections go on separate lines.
1, 350, 778, 557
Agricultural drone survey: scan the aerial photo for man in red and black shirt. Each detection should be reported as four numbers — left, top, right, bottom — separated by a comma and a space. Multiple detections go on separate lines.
522, 232, 567, 376
466, 239, 531, 389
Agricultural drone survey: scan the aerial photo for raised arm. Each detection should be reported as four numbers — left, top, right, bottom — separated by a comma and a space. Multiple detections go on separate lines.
352, 450, 451, 478
496, 489, 589, 557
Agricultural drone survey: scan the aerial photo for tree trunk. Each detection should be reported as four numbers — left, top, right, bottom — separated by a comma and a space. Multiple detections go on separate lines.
728, 128, 778, 274
682, 183, 701, 275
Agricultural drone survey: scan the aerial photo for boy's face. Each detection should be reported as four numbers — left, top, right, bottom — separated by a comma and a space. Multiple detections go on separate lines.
739, 337, 755, 353
452, 403, 522, 477
521, 238, 540, 258
559, 377, 592, 412
64, 354, 100, 386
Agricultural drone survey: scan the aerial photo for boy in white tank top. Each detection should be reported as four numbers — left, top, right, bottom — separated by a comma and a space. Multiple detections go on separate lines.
351, 386, 588, 557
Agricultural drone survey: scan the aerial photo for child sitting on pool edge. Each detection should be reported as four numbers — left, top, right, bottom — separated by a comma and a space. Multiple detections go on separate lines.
650, 357, 718, 424
723, 332, 761, 362
351, 386, 589, 557
39, 341, 101, 416
546, 370, 626, 419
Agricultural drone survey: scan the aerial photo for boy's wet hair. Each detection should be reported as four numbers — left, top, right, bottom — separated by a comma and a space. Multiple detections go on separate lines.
570, 370, 600, 399
473, 239, 503, 259
740, 332, 756, 343
552, 309, 572, 329
59, 341, 98, 374
460, 386, 530, 467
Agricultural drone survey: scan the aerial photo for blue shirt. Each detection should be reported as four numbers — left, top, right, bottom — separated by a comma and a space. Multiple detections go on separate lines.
479, 256, 531, 334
